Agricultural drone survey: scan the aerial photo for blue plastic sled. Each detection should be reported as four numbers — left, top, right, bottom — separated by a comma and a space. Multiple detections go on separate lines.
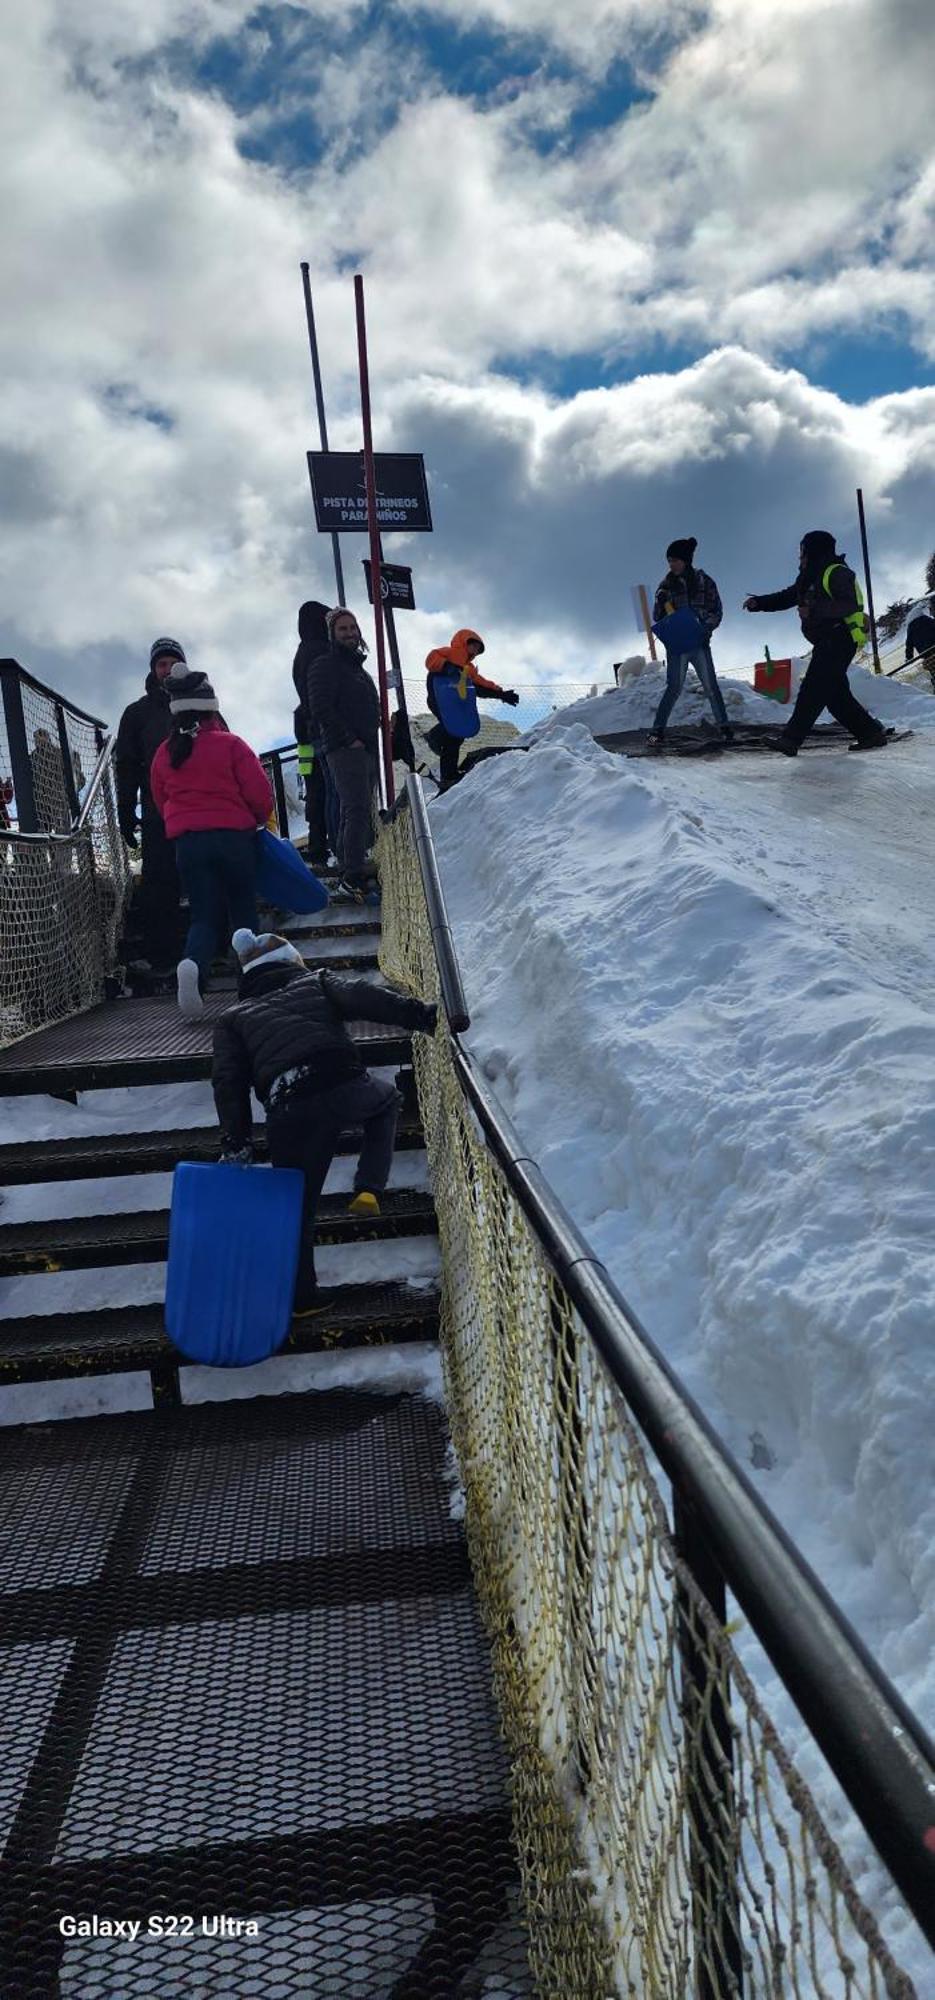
165, 1162, 305, 1366
652, 605, 708, 653
256, 828, 329, 914
433, 668, 481, 740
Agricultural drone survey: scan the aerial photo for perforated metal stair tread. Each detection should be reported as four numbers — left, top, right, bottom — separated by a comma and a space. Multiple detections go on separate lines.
0, 1190, 438, 1274
0, 1390, 528, 1997
0, 1113, 425, 1186
0, 1283, 441, 1380
0, 996, 413, 1095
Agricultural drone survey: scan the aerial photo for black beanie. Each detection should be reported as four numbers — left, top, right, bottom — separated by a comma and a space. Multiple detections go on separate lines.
150, 636, 186, 668
800, 529, 839, 565
667, 537, 698, 568
297, 601, 330, 649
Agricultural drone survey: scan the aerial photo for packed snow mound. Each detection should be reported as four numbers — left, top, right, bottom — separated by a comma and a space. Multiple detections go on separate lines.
430, 721, 935, 1981
526, 655, 935, 741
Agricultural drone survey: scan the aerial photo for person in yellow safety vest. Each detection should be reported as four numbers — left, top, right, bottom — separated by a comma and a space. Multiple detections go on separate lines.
744, 528, 887, 756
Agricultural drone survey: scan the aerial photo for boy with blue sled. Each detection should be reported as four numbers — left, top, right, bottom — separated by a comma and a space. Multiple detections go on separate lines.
212, 929, 437, 1314
425, 628, 520, 788
648, 537, 733, 749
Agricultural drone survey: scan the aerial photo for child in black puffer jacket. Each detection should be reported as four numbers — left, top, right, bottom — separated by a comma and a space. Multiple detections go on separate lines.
212, 929, 437, 1312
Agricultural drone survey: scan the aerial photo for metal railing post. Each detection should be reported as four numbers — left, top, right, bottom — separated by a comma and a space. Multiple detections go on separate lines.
0, 661, 38, 832
673, 1488, 744, 1998
270, 752, 290, 837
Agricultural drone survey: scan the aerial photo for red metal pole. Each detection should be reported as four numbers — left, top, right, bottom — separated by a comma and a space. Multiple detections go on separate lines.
353, 274, 395, 807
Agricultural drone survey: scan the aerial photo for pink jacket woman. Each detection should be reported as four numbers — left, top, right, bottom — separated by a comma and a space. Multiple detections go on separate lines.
149, 665, 275, 1016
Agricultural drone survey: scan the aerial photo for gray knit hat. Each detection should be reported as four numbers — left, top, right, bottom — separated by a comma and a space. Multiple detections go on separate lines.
150, 636, 187, 668
167, 662, 219, 715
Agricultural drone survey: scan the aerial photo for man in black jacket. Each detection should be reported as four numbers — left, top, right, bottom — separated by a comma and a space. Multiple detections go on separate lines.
115, 638, 185, 965
905, 605, 935, 684
306, 607, 381, 899
744, 531, 886, 755
291, 600, 332, 867
213, 929, 437, 1311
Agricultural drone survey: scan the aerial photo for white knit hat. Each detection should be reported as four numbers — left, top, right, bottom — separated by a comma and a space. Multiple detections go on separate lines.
232, 929, 304, 974
167, 662, 219, 715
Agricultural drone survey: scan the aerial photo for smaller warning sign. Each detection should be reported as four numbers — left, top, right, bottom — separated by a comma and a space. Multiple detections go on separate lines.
363, 560, 416, 611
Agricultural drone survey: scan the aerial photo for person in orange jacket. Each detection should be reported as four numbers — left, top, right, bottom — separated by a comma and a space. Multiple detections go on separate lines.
425, 629, 519, 787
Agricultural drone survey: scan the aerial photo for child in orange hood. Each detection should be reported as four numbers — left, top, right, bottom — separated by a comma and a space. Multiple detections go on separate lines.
425, 629, 519, 787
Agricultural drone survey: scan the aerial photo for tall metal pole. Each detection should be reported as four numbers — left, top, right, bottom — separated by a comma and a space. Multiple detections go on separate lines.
300, 263, 346, 608
353, 274, 395, 808
856, 487, 881, 674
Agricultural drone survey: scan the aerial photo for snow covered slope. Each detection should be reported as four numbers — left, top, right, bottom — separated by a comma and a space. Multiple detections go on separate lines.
429, 673, 935, 1976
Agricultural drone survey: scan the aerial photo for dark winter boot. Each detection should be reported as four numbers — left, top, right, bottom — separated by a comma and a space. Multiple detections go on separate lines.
768, 733, 798, 757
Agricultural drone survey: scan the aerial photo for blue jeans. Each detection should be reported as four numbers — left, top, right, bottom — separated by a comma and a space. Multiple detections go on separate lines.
654, 644, 729, 733
175, 828, 258, 975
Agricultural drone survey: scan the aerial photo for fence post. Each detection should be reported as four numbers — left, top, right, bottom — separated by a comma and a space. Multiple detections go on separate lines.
0, 662, 38, 832
673, 1486, 744, 1998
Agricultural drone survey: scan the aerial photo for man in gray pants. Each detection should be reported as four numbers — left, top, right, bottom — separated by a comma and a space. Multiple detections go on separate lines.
307, 607, 381, 899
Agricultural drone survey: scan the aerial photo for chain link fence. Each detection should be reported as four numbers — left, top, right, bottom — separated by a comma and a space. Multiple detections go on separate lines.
0, 663, 131, 1048
376, 798, 923, 1999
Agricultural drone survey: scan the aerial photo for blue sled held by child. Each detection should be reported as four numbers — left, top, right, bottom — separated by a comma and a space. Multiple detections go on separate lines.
432, 666, 482, 740
165, 1161, 305, 1366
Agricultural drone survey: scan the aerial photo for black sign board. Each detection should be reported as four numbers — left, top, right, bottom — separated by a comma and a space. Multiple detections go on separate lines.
307, 452, 433, 533
363, 560, 416, 610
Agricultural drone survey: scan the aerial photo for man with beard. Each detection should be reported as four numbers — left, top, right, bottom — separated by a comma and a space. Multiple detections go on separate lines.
306, 607, 381, 900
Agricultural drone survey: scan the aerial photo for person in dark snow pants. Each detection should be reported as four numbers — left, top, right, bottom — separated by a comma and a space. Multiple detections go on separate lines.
292, 599, 337, 867
744, 529, 887, 755
649, 537, 732, 746
212, 930, 437, 1313
115, 639, 188, 970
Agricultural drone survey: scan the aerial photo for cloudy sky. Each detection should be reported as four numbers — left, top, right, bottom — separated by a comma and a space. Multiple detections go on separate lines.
1, 0, 934, 744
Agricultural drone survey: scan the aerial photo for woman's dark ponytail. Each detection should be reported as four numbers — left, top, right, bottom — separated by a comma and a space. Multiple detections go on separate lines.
168, 720, 200, 769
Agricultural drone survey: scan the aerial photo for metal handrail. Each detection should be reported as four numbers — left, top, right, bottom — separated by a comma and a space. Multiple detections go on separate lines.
399, 777, 935, 1949
404, 774, 470, 1031
0, 656, 106, 731
1, 733, 116, 845
76, 731, 116, 833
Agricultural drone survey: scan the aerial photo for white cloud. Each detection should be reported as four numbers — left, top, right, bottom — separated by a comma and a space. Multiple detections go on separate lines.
0, 0, 932, 748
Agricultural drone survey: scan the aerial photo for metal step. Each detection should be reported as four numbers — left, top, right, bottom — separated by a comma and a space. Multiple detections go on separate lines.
0, 1190, 438, 1276
284, 916, 382, 939
0, 1112, 424, 1187
0, 1391, 523, 1998
0, 1282, 441, 1396
0, 999, 412, 1097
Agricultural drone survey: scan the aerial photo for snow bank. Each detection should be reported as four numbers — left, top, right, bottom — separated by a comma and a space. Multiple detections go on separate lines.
430, 712, 935, 1978
525, 655, 935, 742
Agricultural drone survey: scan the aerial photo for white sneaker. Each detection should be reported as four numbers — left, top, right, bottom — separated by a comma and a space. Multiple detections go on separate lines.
177, 958, 203, 1016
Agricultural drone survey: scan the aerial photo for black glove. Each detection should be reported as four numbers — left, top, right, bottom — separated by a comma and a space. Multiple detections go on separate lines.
501, 689, 520, 706
417, 1004, 439, 1037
